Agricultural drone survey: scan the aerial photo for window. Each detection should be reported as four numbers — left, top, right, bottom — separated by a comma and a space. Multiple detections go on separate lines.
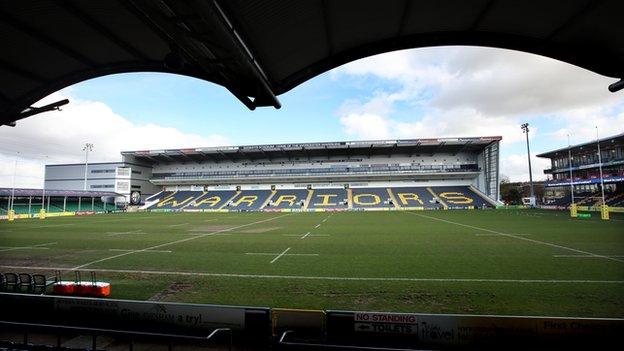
91, 169, 114, 174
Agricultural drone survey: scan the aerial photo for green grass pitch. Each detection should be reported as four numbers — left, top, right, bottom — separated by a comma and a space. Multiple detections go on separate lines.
1, 209, 623, 317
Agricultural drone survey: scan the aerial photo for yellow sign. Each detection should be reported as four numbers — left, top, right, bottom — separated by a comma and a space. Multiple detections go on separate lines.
570, 204, 577, 218
7, 209, 15, 221
39, 208, 46, 220
601, 205, 609, 220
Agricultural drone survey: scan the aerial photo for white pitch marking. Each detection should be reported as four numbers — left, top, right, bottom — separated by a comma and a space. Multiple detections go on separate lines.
108, 249, 172, 253
106, 230, 145, 236
314, 224, 321, 228
476, 233, 531, 237
245, 253, 318, 256
168, 223, 189, 227
32, 242, 57, 247
34, 223, 75, 228
282, 234, 329, 237
407, 212, 624, 264
73, 213, 291, 270
0, 246, 50, 252
553, 255, 624, 258
0, 241, 57, 252
270, 247, 291, 264
301, 232, 311, 239
3, 265, 622, 285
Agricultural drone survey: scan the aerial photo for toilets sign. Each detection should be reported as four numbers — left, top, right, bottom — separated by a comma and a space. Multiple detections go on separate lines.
354, 312, 418, 335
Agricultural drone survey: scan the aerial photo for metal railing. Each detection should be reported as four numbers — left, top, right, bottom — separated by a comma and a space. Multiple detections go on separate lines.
0, 320, 232, 351
277, 331, 423, 351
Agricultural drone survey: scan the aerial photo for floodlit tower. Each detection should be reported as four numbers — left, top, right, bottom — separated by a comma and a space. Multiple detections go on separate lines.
83, 143, 94, 191
521, 123, 535, 206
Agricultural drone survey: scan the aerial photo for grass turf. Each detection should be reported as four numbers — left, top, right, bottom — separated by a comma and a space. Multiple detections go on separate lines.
0, 209, 623, 317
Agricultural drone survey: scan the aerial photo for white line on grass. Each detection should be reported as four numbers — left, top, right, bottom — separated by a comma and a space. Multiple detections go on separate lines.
282, 234, 330, 237
72, 213, 290, 270
407, 212, 624, 263
33, 242, 57, 247
270, 247, 291, 263
475, 233, 531, 237
301, 232, 310, 239
314, 224, 321, 228
245, 252, 318, 256
106, 230, 145, 236
108, 249, 172, 253
34, 223, 75, 228
0, 241, 57, 252
2, 265, 622, 284
168, 223, 189, 227
554, 255, 624, 258
0, 246, 50, 252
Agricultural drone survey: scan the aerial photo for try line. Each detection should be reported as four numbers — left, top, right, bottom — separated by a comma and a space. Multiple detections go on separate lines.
406, 211, 624, 264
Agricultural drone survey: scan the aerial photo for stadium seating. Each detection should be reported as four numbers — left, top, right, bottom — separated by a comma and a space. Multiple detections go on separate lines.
145, 190, 173, 202
307, 188, 349, 210
264, 189, 309, 210
151, 191, 201, 210
431, 186, 494, 208
186, 190, 238, 210
606, 193, 624, 207
225, 190, 272, 211
140, 186, 495, 211
350, 188, 395, 209
389, 187, 441, 209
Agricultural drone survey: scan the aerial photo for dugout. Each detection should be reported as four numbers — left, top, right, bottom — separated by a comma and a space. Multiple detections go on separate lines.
0, 188, 122, 218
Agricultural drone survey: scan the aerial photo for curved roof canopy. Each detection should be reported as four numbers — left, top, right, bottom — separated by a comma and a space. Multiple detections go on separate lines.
1, 0, 623, 126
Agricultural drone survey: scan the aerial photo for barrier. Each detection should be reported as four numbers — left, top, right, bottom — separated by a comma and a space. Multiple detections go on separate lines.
325, 310, 624, 349
0, 293, 270, 348
0, 294, 622, 349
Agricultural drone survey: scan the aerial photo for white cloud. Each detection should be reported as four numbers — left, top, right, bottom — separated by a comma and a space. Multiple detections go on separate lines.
0, 91, 230, 188
332, 47, 622, 142
501, 153, 551, 183
331, 46, 623, 183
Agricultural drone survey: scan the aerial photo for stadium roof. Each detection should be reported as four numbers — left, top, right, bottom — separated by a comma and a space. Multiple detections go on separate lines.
537, 132, 624, 159
0, 188, 119, 197
122, 136, 501, 163
2, 1, 623, 126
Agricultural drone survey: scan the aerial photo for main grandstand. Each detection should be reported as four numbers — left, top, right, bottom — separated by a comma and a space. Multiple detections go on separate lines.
120, 137, 501, 211
538, 132, 624, 209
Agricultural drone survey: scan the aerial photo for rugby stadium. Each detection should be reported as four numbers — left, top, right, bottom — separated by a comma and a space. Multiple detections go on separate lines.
1, 1, 624, 350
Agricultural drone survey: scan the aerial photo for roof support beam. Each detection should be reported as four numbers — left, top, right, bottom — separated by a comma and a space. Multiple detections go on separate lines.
453, 141, 473, 156
430, 142, 446, 156
0, 10, 96, 67
396, 0, 412, 36
321, 0, 335, 55
208, 0, 281, 109
469, 0, 496, 31
54, 0, 150, 61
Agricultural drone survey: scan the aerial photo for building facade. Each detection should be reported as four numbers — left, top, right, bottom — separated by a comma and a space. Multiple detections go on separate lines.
537, 132, 624, 208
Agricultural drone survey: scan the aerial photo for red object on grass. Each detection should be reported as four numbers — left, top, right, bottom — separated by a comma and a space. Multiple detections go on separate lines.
52, 281, 110, 297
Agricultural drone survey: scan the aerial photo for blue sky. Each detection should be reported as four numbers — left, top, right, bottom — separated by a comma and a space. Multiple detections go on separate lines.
1, 46, 623, 187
